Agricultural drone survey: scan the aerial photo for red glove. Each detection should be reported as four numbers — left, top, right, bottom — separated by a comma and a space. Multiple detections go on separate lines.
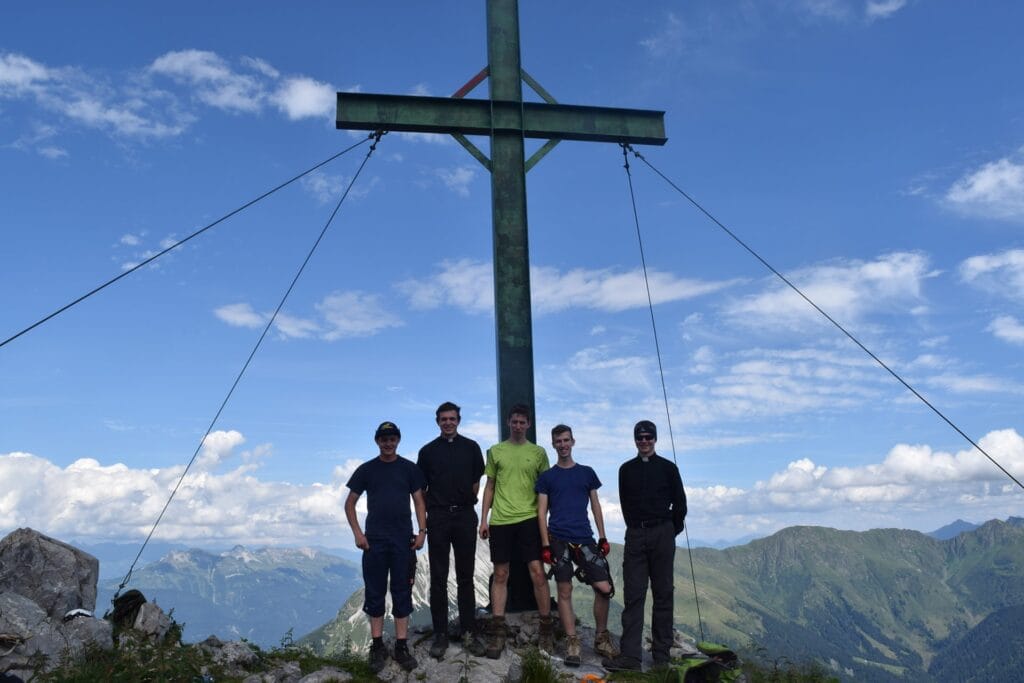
541, 545, 553, 564
598, 538, 610, 557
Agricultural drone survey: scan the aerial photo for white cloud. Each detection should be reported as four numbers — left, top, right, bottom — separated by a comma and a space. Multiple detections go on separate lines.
435, 165, 476, 197
945, 152, 1024, 221
214, 303, 266, 329
301, 171, 346, 204
398, 259, 735, 315
640, 12, 685, 58
927, 373, 1022, 395
214, 292, 402, 340
0, 438, 359, 546
1, 52, 187, 139
316, 290, 403, 340
866, 0, 907, 21
725, 252, 934, 330
989, 316, 1024, 345
150, 49, 262, 113
959, 249, 1024, 300
272, 76, 335, 120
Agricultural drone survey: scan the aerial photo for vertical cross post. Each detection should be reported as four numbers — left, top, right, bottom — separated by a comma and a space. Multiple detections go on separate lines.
487, 0, 535, 440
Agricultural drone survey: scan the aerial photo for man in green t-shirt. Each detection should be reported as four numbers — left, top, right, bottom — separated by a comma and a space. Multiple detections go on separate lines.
478, 403, 553, 658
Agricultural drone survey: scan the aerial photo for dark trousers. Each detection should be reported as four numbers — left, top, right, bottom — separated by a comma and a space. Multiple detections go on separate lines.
621, 520, 676, 663
426, 506, 479, 633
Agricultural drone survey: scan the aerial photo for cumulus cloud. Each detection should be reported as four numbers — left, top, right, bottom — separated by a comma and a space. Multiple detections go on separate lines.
866, 0, 907, 21
959, 249, 1024, 300
397, 259, 735, 315
1, 51, 187, 139
150, 49, 263, 113
214, 291, 402, 340
724, 252, 934, 330
0, 436, 365, 546
686, 428, 1024, 522
435, 165, 476, 197
989, 316, 1024, 345
315, 290, 403, 340
1, 49, 341, 146
271, 76, 335, 120
945, 152, 1024, 221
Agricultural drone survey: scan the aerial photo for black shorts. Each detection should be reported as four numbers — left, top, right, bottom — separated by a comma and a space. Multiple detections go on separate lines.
488, 517, 542, 565
549, 536, 612, 585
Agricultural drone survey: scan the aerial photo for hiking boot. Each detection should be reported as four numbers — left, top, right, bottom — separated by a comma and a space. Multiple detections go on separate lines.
602, 654, 642, 672
368, 640, 389, 673
429, 633, 448, 660
394, 641, 418, 671
594, 629, 620, 659
564, 634, 581, 667
464, 623, 487, 657
537, 613, 554, 653
485, 616, 506, 659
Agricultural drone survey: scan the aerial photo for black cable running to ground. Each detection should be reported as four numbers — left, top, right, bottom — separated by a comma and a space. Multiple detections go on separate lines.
114, 132, 387, 599
1, 136, 374, 351
623, 145, 1024, 493
620, 144, 707, 642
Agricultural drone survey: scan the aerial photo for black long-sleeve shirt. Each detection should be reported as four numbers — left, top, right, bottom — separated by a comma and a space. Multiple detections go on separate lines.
618, 452, 687, 534
417, 433, 485, 508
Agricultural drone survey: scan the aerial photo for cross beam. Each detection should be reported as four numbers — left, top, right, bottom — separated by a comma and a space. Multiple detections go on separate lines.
337, 0, 667, 440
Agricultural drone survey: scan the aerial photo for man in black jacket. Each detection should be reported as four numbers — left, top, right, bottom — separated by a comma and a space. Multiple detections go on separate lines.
417, 401, 486, 659
603, 420, 687, 672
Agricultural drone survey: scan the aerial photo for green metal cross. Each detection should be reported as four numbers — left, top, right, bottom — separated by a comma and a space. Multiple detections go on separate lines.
337, 0, 666, 440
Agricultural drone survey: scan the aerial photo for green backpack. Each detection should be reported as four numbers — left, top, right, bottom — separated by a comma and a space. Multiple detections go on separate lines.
659, 642, 744, 683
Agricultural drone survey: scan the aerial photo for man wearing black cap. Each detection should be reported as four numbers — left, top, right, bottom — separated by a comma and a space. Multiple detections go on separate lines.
344, 421, 427, 674
603, 420, 687, 672
417, 401, 486, 659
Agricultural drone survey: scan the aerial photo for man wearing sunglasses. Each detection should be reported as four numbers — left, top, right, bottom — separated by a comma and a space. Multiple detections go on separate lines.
603, 420, 687, 673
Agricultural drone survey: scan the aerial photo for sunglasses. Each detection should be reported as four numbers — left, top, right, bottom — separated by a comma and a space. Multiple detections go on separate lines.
634, 434, 655, 442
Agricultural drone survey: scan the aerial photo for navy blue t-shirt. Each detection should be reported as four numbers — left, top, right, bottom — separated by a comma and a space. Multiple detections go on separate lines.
535, 463, 601, 543
346, 455, 426, 538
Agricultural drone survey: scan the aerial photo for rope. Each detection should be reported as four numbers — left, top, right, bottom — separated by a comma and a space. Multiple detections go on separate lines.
113, 131, 387, 599
622, 144, 1024, 494
1, 136, 374, 351
620, 144, 707, 642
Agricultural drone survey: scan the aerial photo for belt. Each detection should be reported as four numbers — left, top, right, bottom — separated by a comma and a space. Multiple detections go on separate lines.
629, 518, 667, 529
428, 504, 472, 513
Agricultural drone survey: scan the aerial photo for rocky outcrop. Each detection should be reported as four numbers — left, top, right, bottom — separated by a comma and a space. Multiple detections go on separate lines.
0, 528, 113, 681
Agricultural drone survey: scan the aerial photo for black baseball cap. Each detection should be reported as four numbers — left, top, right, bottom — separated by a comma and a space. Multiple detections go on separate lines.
633, 420, 657, 439
375, 421, 401, 439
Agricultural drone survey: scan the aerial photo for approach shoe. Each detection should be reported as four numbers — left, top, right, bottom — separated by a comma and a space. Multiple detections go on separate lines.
464, 623, 487, 657
594, 629, 620, 659
537, 613, 555, 653
368, 640, 389, 673
602, 654, 642, 672
429, 633, 448, 660
394, 641, 418, 672
485, 616, 506, 659
564, 634, 582, 667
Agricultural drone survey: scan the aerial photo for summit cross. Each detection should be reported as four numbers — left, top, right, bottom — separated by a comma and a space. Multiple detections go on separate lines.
336, 0, 667, 440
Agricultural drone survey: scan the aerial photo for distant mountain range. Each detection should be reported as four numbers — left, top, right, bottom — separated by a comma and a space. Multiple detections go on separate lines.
96, 546, 360, 648
304, 518, 1023, 682
84, 518, 1023, 680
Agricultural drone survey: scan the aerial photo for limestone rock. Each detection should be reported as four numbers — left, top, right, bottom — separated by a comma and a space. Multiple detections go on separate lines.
132, 601, 172, 642
0, 528, 99, 620
298, 667, 352, 682
0, 590, 112, 681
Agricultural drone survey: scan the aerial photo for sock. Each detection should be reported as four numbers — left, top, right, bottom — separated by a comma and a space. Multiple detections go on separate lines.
396, 638, 407, 649
372, 636, 383, 648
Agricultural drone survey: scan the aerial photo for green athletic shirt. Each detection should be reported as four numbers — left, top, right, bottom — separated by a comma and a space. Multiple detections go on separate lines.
484, 440, 550, 525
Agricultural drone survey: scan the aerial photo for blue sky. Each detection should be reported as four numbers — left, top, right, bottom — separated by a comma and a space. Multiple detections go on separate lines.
2, 1, 1022, 550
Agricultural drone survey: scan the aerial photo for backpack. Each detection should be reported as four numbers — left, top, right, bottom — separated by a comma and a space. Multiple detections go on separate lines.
660, 642, 744, 683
